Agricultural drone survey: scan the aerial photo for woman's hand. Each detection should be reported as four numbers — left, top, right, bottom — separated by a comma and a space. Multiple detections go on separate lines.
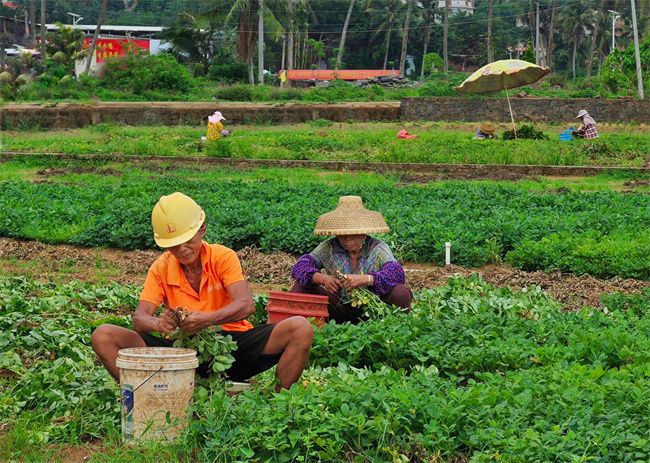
313, 272, 343, 294
180, 312, 214, 335
342, 274, 372, 291
157, 308, 178, 336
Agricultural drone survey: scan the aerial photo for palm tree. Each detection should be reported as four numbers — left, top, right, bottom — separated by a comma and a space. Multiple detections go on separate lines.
419, 0, 438, 78
161, 13, 231, 74
29, 0, 36, 41
557, 0, 594, 79
366, 0, 403, 70
443, 0, 450, 73
546, 0, 556, 68
487, 0, 495, 63
209, 0, 283, 84
39, 0, 46, 57
399, 0, 414, 75
47, 23, 85, 67
84, 0, 109, 74
335, 0, 356, 70
279, 0, 308, 72
586, 0, 606, 76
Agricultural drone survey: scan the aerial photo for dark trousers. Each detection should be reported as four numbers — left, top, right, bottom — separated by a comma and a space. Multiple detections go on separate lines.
290, 282, 413, 325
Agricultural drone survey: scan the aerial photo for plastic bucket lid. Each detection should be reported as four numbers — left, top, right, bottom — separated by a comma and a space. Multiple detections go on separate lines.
116, 347, 199, 371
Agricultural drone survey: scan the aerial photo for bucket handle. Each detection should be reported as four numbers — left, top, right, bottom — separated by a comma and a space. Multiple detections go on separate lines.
132, 366, 164, 393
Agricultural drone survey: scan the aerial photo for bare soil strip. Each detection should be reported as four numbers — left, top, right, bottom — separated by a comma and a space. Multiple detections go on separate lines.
1, 238, 646, 311
4, 151, 649, 180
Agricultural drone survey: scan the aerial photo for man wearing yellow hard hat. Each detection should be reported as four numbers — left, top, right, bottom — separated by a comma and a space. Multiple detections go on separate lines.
92, 192, 314, 390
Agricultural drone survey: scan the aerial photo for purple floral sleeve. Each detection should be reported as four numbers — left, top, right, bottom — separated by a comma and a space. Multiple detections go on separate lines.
368, 261, 406, 296
291, 254, 320, 288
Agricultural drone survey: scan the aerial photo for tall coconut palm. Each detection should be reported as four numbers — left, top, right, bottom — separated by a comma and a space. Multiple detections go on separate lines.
84, 0, 109, 74
586, 0, 606, 76
399, 0, 414, 75
29, 0, 35, 40
366, 0, 403, 70
39, 0, 46, 57
278, 0, 308, 72
211, 0, 284, 84
546, 0, 557, 68
335, 0, 356, 69
557, 0, 594, 79
161, 13, 232, 74
487, 0, 495, 63
443, 0, 450, 72
419, 0, 438, 78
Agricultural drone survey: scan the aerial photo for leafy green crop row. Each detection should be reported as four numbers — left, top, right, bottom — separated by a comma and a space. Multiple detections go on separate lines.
0, 168, 648, 279
311, 276, 650, 376
2, 276, 650, 462
5, 122, 649, 167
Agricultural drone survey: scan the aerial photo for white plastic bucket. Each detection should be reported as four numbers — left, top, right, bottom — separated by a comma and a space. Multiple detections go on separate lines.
116, 347, 199, 444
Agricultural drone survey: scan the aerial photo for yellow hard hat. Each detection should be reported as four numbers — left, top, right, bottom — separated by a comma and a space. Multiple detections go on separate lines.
151, 192, 205, 248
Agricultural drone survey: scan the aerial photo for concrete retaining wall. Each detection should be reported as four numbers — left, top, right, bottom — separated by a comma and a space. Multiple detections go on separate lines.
0, 102, 400, 129
1, 98, 648, 129
400, 97, 650, 123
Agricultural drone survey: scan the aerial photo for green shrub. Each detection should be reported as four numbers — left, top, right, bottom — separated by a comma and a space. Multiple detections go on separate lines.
422, 52, 444, 77
214, 84, 254, 101
267, 86, 304, 101
502, 124, 549, 140
208, 62, 248, 83
101, 53, 191, 94
204, 139, 234, 157
546, 73, 567, 87
506, 231, 650, 280
600, 37, 650, 94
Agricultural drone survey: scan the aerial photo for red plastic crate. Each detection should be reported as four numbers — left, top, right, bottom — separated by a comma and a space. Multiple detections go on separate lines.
266, 291, 329, 328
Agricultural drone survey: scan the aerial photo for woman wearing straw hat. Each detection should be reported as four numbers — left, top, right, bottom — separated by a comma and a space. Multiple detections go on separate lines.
474, 122, 497, 139
572, 110, 599, 139
291, 196, 412, 324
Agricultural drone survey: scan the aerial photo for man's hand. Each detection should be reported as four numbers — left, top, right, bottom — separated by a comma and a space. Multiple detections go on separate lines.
179, 311, 214, 335
157, 308, 178, 336
313, 272, 342, 294
342, 274, 372, 291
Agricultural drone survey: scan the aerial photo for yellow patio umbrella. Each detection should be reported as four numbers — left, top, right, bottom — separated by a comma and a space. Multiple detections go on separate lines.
455, 59, 550, 137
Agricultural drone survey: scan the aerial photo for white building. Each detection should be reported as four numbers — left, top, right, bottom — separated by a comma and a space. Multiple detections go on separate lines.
437, 0, 474, 15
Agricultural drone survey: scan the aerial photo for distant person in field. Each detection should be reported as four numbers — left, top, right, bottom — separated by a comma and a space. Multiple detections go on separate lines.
92, 192, 313, 391
572, 110, 599, 139
474, 122, 497, 139
205, 111, 230, 141
290, 196, 412, 324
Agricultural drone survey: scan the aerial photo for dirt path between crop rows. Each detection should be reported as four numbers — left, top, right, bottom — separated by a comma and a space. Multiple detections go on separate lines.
1, 238, 647, 311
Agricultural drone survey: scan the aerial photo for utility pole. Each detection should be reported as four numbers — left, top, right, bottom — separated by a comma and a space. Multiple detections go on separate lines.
608, 9, 620, 53
630, 0, 644, 98
535, 2, 540, 65
258, 0, 264, 84
39, 0, 46, 57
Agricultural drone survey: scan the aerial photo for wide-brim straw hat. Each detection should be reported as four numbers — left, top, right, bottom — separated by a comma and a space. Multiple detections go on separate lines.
479, 122, 496, 134
576, 109, 588, 119
314, 196, 390, 236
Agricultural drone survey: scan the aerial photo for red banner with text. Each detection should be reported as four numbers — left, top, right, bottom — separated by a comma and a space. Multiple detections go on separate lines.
83, 38, 150, 63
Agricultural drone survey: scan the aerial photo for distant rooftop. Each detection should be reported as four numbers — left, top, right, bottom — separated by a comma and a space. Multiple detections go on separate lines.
46, 24, 164, 33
